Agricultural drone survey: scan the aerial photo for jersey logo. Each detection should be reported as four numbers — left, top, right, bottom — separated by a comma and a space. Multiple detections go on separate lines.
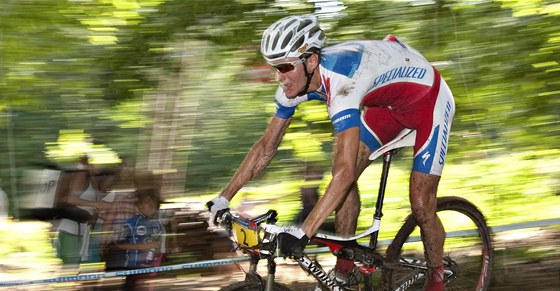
136, 225, 147, 236
298, 43, 309, 53
422, 152, 431, 166
372, 66, 427, 89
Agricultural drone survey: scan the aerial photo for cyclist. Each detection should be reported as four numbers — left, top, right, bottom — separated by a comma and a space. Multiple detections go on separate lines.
208, 14, 455, 291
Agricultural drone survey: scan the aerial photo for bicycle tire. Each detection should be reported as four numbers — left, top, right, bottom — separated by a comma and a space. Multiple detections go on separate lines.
383, 196, 494, 291
219, 280, 293, 291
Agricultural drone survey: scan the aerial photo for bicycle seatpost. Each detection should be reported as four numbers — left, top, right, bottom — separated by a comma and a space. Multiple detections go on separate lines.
369, 150, 394, 249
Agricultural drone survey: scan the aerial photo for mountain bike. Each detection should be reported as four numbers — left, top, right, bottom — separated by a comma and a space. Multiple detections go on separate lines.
215, 129, 494, 291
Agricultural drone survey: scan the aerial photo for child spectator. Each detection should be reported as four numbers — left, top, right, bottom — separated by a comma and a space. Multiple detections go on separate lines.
115, 188, 164, 290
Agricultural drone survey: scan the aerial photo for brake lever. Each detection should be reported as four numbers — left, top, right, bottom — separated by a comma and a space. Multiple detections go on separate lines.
266, 210, 278, 224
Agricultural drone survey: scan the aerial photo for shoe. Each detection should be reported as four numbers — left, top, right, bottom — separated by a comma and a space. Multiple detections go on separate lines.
315, 266, 360, 290
423, 265, 444, 291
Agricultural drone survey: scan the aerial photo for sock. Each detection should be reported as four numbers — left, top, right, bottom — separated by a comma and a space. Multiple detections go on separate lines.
335, 258, 354, 274
424, 264, 444, 291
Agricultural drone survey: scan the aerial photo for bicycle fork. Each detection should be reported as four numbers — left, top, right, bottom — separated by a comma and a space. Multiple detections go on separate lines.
244, 256, 277, 291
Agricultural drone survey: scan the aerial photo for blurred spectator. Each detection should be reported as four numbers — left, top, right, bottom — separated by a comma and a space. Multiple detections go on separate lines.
294, 185, 320, 226
134, 171, 179, 255
295, 167, 323, 225
101, 169, 180, 271
100, 158, 138, 270
111, 188, 165, 291
85, 167, 117, 264
53, 156, 111, 270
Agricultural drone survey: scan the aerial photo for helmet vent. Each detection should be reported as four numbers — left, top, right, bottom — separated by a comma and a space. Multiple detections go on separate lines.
264, 35, 270, 51
291, 36, 305, 54
282, 31, 293, 49
272, 33, 280, 51
298, 19, 312, 31
285, 18, 297, 28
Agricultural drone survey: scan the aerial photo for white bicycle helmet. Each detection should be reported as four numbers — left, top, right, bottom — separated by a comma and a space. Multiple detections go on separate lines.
261, 14, 326, 62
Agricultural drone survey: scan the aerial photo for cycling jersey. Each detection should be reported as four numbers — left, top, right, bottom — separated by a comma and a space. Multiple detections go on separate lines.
120, 214, 164, 268
274, 36, 455, 176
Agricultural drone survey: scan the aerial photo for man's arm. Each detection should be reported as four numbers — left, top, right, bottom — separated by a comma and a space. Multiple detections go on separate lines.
301, 126, 360, 237
220, 115, 292, 201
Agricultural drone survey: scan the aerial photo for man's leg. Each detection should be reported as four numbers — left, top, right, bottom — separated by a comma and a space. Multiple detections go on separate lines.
409, 171, 445, 291
332, 106, 385, 236
334, 140, 371, 235
332, 106, 400, 282
333, 141, 372, 275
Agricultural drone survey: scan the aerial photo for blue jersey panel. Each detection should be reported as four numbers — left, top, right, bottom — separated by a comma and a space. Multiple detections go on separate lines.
307, 92, 327, 103
275, 100, 297, 119
321, 42, 364, 78
413, 125, 439, 174
359, 122, 382, 152
331, 108, 360, 134
122, 215, 163, 268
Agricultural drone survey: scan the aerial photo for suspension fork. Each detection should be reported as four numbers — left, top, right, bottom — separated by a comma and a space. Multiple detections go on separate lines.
265, 256, 277, 291
369, 150, 395, 250
245, 255, 268, 290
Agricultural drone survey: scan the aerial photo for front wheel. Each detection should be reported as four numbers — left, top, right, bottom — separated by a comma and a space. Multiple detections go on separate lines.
383, 196, 494, 290
220, 280, 293, 291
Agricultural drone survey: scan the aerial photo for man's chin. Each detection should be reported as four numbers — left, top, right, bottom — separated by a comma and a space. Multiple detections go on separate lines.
285, 94, 297, 99
283, 89, 298, 99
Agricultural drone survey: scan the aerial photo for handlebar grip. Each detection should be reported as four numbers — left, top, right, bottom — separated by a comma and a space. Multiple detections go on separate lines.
215, 208, 231, 227
252, 209, 278, 225
266, 210, 278, 224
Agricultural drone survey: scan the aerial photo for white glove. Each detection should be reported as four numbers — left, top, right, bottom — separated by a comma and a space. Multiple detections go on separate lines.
206, 195, 229, 226
264, 225, 309, 258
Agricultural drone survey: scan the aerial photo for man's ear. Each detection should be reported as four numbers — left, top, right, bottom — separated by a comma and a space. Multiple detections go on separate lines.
308, 53, 320, 68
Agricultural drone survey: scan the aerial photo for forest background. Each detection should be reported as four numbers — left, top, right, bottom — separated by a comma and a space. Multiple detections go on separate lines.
0, 0, 558, 238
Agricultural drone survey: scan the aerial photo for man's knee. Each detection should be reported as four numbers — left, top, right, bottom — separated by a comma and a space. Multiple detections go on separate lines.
409, 172, 440, 226
410, 203, 436, 225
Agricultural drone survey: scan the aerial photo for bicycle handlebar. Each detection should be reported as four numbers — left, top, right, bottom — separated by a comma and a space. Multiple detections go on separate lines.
215, 208, 278, 231
215, 209, 281, 255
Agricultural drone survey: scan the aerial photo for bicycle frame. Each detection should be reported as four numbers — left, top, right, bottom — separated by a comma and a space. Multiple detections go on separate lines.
225, 131, 417, 291
222, 129, 492, 291
294, 149, 399, 291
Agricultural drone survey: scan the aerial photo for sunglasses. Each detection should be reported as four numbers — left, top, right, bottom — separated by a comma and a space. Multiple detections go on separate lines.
270, 58, 306, 74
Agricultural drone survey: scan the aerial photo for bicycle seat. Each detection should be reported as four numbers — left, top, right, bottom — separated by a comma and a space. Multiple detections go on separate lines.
368, 129, 416, 161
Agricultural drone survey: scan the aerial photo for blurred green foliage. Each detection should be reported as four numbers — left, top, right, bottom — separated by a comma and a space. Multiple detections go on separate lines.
0, 0, 558, 225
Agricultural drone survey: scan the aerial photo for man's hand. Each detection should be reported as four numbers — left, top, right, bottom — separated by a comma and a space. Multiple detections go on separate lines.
277, 227, 310, 259
206, 195, 229, 226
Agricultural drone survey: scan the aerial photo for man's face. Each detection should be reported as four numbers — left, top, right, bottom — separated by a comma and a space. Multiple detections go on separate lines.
269, 57, 308, 99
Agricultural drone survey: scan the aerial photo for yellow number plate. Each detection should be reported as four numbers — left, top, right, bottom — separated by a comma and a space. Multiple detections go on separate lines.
232, 221, 259, 248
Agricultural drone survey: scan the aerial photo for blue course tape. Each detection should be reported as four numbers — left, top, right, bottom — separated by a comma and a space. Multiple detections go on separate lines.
0, 257, 249, 287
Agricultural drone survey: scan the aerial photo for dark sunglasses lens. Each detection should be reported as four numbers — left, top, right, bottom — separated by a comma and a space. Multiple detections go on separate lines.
274, 64, 295, 73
